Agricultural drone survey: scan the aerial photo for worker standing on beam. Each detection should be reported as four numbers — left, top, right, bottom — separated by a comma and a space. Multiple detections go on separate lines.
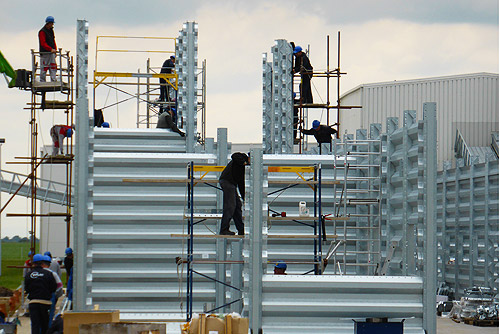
38, 16, 58, 82
219, 152, 250, 235
50, 124, 74, 156
292, 46, 313, 104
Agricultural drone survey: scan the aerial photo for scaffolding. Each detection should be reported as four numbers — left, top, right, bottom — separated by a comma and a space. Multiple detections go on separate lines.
93, 36, 178, 128
183, 163, 329, 320
292, 33, 362, 153
0, 49, 75, 255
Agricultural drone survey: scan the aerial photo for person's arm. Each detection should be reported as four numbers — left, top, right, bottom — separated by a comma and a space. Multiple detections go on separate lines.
326, 126, 337, 135
302, 128, 315, 135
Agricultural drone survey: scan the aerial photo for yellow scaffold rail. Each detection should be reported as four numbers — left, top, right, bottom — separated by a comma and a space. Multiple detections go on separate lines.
93, 72, 178, 89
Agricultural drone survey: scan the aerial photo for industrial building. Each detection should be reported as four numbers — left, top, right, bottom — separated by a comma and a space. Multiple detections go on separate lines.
0, 19, 498, 334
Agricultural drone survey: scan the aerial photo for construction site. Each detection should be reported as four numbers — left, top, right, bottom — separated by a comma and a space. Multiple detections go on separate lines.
0, 18, 498, 334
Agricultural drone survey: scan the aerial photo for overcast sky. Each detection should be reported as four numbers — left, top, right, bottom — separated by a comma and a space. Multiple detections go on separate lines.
0, 0, 498, 237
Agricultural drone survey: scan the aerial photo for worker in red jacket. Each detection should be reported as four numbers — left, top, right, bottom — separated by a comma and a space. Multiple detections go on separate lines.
50, 124, 74, 156
38, 16, 58, 82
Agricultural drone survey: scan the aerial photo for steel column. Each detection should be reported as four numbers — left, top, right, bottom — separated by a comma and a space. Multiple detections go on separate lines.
74, 19, 90, 311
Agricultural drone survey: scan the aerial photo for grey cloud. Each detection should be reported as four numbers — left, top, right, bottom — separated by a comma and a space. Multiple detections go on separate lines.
1, 0, 497, 34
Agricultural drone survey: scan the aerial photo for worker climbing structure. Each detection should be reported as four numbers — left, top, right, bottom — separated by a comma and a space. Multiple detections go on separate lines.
262, 33, 361, 154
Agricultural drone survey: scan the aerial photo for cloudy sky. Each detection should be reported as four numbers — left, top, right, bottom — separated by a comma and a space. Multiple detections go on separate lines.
0, 0, 498, 237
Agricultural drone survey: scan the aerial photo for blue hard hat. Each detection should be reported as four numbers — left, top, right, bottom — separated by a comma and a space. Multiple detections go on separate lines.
28, 251, 33, 257
65, 247, 73, 255
170, 55, 175, 60
46, 16, 55, 23
44, 251, 52, 257
66, 128, 73, 137
43, 255, 52, 263
312, 120, 320, 129
102, 122, 110, 128
171, 107, 176, 112
293, 92, 297, 98
293, 46, 302, 54
33, 254, 44, 263
274, 261, 287, 270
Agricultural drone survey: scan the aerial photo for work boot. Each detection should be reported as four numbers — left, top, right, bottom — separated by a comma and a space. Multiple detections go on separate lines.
220, 230, 235, 236
237, 230, 244, 236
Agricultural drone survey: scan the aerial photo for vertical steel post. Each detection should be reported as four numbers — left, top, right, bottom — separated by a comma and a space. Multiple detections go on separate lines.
216, 128, 228, 310
248, 148, 263, 334
230, 240, 243, 314
177, 22, 198, 153
74, 19, 90, 311
313, 166, 318, 274
262, 53, 273, 154
187, 161, 194, 321
423, 102, 437, 334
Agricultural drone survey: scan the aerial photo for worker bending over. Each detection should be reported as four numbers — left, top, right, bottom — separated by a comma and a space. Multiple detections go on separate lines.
274, 261, 287, 275
219, 152, 250, 235
156, 108, 185, 137
50, 124, 74, 156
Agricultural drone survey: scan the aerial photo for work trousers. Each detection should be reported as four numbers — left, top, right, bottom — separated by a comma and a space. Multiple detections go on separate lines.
29, 303, 51, 334
219, 179, 244, 233
40, 53, 56, 82
300, 74, 313, 104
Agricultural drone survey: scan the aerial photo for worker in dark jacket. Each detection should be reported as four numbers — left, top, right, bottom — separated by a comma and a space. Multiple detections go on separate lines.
302, 120, 338, 153
38, 16, 58, 82
25, 254, 57, 334
219, 152, 250, 235
159, 55, 175, 104
293, 46, 313, 104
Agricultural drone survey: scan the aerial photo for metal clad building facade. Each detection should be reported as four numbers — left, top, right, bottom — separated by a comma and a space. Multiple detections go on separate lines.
340, 73, 499, 168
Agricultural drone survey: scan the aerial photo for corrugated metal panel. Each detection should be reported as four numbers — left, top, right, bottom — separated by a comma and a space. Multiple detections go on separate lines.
257, 275, 425, 334
436, 159, 499, 297
340, 73, 499, 169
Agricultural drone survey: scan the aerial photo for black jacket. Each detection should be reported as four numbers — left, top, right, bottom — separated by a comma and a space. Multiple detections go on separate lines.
25, 266, 57, 301
303, 125, 337, 143
220, 153, 248, 200
294, 53, 313, 76
161, 59, 174, 74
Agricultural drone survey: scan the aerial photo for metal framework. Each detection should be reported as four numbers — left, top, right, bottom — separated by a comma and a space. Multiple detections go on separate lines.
0, 47, 74, 256
184, 163, 325, 320
331, 130, 382, 274
437, 157, 499, 297
92, 35, 178, 129
262, 34, 362, 154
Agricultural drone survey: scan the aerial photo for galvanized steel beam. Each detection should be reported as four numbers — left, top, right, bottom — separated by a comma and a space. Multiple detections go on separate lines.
74, 19, 90, 311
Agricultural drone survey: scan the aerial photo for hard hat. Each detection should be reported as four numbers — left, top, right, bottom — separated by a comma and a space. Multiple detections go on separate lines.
46, 16, 55, 23
66, 128, 73, 137
274, 261, 287, 270
293, 46, 302, 54
33, 254, 44, 263
171, 108, 176, 112
43, 255, 52, 263
44, 251, 52, 257
312, 120, 320, 129
102, 122, 110, 128
293, 92, 297, 98
65, 247, 73, 255
28, 251, 33, 257
170, 55, 175, 60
